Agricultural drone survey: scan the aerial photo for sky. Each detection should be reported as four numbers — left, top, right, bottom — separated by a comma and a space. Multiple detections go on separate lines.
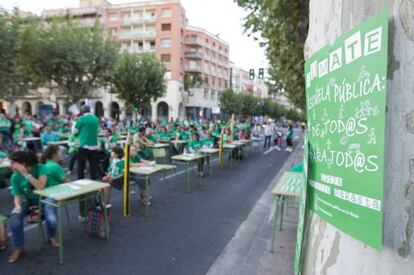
0, 0, 267, 71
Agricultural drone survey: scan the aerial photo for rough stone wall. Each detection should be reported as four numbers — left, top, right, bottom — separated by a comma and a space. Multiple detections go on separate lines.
303, 0, 414, 274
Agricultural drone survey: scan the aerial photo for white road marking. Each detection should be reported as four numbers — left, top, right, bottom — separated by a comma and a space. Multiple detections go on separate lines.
263, 147, 276, 155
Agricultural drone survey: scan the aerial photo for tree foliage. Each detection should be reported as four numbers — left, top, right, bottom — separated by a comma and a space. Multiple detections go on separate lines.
111, 52, 166, 112
22, 19, 118, 104
0, 9, 32, 102
220, 89, 304, 121
235, 0, 309, 110
219, 89, 243, 116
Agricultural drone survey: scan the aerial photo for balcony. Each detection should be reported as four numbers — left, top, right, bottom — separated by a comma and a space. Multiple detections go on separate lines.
185, 65, 204, 73
121, 16, 157, 26
119, 30, 156, 40
185, 51, 204, 59
185, 38, 204, 47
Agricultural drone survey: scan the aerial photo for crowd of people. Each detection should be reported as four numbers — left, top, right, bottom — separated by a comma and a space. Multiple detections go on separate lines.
0, 105, 296, 263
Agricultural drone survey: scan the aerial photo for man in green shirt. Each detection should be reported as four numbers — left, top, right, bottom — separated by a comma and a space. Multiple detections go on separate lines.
73, 105, 99, 180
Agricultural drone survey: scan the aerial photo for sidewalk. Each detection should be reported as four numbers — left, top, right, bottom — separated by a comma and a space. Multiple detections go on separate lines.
207, 145, 303, 275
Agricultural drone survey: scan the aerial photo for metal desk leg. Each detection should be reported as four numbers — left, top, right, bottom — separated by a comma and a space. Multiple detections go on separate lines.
198, 159, 203, 189
279, 195, 285, 231
186, 162, 190, 193
57, 203, 63, 264
210, 155, 213, 177
65, 206, 72, 231
101, 192, 110, 239
270, 196, 280, 253
162, 169, 167, 195
37, 200, 45, 251
145, 176, 150, 216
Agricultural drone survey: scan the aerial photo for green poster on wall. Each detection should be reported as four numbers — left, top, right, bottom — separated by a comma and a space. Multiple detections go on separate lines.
305, 11, 388, 250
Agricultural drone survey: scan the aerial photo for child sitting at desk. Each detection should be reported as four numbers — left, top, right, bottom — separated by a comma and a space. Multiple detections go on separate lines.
130, 145, 153, 206
188, 133, 204, 177
103, 147, 125, 208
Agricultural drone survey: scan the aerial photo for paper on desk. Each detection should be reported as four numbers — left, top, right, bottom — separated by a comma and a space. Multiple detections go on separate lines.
67, 184, 81, 190
74, 180, 94, 186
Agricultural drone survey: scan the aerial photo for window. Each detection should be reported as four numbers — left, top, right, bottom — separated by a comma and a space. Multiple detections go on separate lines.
150, 41, 156, 50
161, 54, 171, 62
161, 8, 172, 18
109, 13, 118, 22
204, 89, 209, 99
211, 91, 215, 100
164, 71, 171, 80
110, 28, 117, 35
161, 23, 171, 31
160, 38, 172, 48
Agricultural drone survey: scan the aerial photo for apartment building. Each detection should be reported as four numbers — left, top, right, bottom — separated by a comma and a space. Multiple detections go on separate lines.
230, 63, 269, 98
11, 0, 231, 121
184, 26, 230, 119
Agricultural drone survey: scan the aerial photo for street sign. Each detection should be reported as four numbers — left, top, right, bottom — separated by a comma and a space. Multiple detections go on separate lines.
305, 11, 388, 250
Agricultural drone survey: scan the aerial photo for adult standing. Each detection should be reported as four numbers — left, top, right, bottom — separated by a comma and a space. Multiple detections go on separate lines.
286, 124, 294, 152
263, 122, 272, 149
73, 105, 99, 180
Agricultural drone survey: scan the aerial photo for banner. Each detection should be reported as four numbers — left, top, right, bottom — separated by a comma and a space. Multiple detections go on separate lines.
305, 11, 388, 250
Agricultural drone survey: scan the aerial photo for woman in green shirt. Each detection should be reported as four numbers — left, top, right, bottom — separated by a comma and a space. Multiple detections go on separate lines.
40, 145, 68, 187
8, 150, 59, 263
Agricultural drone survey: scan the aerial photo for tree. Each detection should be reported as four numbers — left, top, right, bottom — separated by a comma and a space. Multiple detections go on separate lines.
111, 52, 166, 113
219, 89, 243, 116
22, 19, 118, 104
235, 0, 309, 110
0, 9, 32, 102
240, 93, 259, 117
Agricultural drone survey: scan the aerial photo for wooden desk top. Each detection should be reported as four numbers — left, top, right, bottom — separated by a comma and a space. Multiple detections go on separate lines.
148, 143, 170, 149
171, 154, 204, 162
130, 164, 166, 176
20, 137, 41, 142
198, 148, 219, 154
34, 180, 109, 201
272, 172, 303, 197
47, 140, 69, 146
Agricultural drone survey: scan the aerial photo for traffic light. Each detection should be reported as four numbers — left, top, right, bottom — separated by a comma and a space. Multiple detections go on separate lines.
249, 69, 255, 80
258, 68, 264, 79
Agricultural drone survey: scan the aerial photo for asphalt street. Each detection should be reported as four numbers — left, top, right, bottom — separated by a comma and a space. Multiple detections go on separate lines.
0, 138, 298, 275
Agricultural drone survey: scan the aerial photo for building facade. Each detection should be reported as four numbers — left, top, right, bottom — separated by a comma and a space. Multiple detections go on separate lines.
11, 0, 231, 121
183, 26, 229, 119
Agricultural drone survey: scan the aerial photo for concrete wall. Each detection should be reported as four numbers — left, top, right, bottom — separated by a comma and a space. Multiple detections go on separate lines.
303, 1, 414, 274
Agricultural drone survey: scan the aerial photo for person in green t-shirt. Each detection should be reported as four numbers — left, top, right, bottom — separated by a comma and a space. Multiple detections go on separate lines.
187, 133, 204, 177
67, 134, 79, 175
8, 150, 59, 263
286, 124, 294, 152
40, 145, 68, 187
103, 147, 124, 207
202, 131, 215, 148
130, 145, 153, 206
0, 113, 11, 135
73, 105, 99, 180
157, 127, 171, 142
41, 125, 60, 147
